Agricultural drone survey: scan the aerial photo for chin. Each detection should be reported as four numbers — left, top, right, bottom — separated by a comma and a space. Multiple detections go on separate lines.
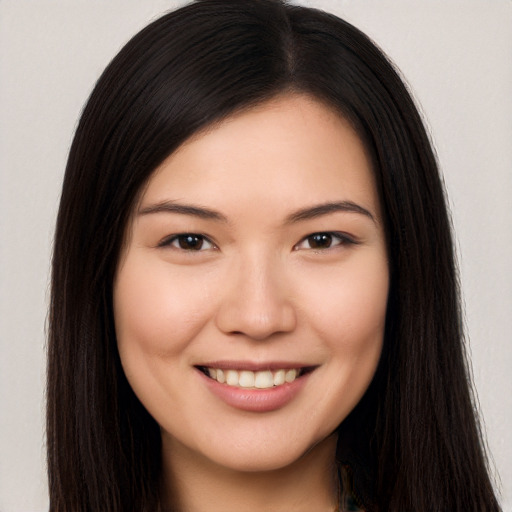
213, 450, 307, 473
184, 427, 338, 475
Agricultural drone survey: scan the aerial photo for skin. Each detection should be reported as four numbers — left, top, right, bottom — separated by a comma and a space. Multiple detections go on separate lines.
114, 94, 389, 512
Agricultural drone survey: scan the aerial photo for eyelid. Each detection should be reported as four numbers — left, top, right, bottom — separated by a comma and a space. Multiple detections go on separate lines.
157, 231, 356, 251
158, 233, 217, 251
293, 231, 357, 250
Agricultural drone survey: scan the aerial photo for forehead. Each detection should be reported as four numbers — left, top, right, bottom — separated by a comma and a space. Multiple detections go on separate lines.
139, 93, 380, 221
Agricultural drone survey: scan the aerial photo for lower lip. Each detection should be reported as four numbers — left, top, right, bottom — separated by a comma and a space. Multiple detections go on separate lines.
197, 370, 310, 412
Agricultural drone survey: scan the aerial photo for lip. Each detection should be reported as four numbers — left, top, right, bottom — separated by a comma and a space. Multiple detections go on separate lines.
197, 360, 309, 371
195, 363, 314, 412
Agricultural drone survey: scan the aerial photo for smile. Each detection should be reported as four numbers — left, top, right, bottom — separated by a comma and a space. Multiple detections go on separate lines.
196, 364, 315, 412
198, 367, 307, 389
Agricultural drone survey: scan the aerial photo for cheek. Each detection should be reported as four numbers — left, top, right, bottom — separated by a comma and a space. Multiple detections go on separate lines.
113, 253, 213, 361
303, 253, 389, 349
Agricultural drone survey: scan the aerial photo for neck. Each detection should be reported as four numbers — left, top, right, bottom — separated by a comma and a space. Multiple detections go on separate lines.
160, 433, 339, 512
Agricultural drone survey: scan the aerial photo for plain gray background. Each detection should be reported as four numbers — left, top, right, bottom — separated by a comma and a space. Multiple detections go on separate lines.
1, 1, 511, 510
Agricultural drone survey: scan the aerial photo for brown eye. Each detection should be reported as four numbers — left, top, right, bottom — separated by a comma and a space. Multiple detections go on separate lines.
178, 235, 204, 250
307, 233, 334, 249
294, 232, 355, 251
163, 234, 215, 251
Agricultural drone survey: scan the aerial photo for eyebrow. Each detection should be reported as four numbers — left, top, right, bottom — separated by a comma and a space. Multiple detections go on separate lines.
284, 201, 376, 224
138, 199, 375, 224
138, 201, 228, 222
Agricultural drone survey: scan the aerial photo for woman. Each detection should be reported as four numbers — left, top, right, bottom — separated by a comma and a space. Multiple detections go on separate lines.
47, 0, 501, 510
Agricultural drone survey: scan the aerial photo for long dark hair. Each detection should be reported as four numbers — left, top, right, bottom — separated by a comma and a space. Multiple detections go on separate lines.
47, 1, 501, 510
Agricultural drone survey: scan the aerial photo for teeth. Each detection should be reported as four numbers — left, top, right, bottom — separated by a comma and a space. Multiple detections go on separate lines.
225, 370, 239, 386
273, 369, 285, 386
255, 370, 273, 389
285, 369, 297, 383
204, 367, 302, 389
239, 371, 255, 388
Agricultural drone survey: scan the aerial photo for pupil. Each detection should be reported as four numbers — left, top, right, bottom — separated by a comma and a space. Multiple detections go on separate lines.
179, 235, 203, 250
309, 233, 332, 248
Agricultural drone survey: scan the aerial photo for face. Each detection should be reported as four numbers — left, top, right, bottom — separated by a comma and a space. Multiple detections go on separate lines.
114, 94, 389, 473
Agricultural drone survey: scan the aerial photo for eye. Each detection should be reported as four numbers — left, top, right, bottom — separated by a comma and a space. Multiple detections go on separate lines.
160, 233, 215, 251
294, 232, 355, 250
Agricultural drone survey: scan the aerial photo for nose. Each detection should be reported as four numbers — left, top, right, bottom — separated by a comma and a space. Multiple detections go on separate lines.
214, 253, 297, 340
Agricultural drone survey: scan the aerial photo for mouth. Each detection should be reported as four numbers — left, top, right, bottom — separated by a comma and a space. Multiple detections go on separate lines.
196, 366, 314, 389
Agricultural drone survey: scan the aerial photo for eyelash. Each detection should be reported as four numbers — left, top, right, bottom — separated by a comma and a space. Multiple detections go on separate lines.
158, 233, 216, 251
159, 232, 356, 252
293, 232, 357, 251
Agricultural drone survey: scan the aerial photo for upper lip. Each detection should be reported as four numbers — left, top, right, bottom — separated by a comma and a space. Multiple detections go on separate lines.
195, 361, 315, 372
